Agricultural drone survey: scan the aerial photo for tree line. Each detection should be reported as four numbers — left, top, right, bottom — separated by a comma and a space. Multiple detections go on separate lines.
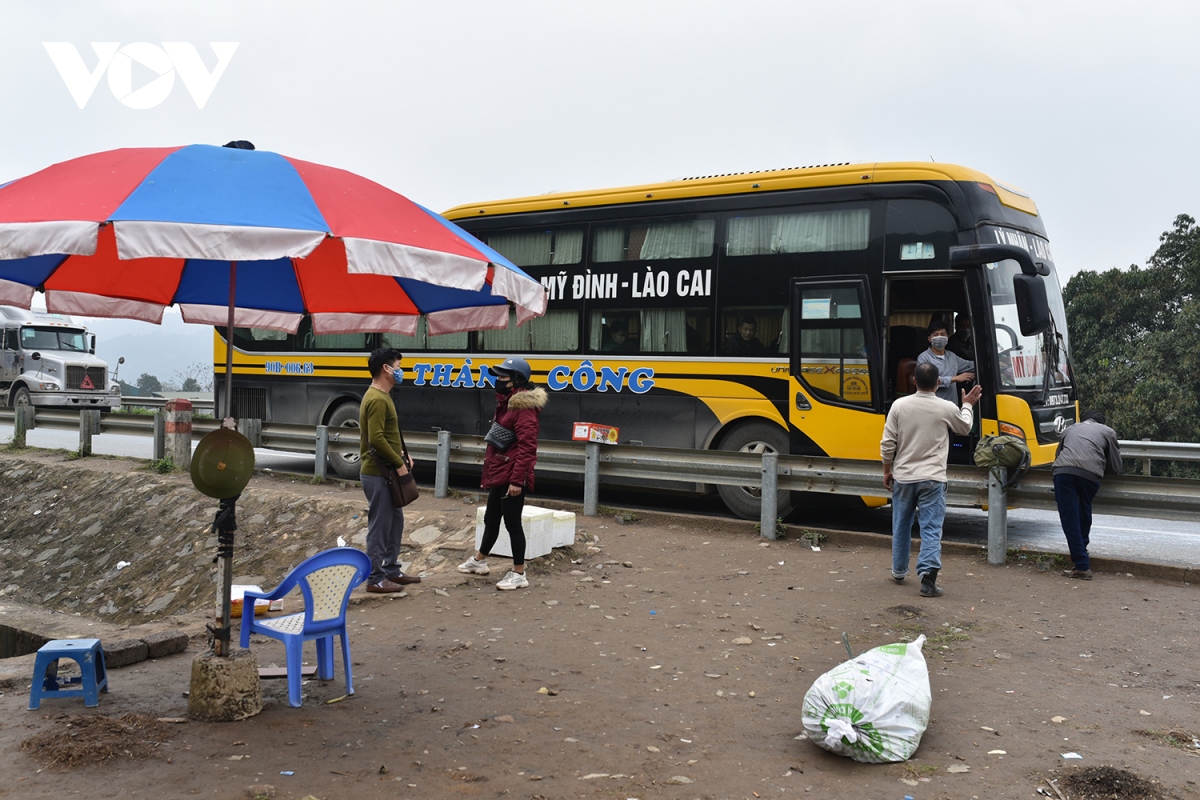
1064, 213, 1200, 463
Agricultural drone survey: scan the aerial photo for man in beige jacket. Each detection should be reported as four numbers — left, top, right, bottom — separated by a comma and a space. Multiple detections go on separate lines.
881, 361, 982, 597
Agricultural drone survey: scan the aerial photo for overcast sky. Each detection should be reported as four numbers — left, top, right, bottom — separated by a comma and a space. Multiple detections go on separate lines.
2, 0, 1197, 288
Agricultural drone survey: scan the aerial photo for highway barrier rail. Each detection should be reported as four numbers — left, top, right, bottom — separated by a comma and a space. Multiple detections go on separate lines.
3, 407, 1199, 566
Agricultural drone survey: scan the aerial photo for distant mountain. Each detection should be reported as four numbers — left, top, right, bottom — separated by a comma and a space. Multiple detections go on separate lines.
80, 314, 216, 391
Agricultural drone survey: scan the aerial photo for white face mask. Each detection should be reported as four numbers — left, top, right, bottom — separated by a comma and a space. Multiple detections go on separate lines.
931, 335, 949, 350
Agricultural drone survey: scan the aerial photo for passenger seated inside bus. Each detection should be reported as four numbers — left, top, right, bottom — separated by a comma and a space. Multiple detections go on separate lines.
601, 316, 639, 353
722, 316, 775, 356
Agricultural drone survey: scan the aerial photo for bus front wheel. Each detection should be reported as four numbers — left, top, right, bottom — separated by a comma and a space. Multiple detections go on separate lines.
326, 403, 362, 480
715, 421, 794, 521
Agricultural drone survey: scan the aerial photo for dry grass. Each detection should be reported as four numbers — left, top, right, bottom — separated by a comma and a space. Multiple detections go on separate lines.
20, 714, 172, 769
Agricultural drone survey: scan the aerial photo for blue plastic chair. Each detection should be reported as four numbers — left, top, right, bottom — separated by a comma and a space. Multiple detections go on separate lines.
28, 638, 108, 709
239, 547, 371, 708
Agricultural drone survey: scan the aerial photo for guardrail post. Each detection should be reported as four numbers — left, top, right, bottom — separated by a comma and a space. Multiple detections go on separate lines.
987, 466, 1008, 565
759, 451, 779, 540
78, 409, 101, 457
314, 425, 328, 480
13, 405, 33, 447
153, 411, 166, 461
1141, 438, 1151, 477
435, 430, 451, 498
237, 418, 263, 448
583, 441, 600, 516
165, 399, 193, 470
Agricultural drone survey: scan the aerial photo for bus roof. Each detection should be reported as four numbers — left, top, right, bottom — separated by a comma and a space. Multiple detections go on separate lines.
443, 161, 1038, 219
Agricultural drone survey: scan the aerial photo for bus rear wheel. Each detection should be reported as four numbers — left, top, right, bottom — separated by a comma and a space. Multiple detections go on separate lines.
326, 402, 362, 480
715, 421, 794, 521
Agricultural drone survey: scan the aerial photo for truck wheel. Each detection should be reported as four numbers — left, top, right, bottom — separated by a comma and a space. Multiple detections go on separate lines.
10, 385, 31, 409
326, 402, 362, 479
715, 421, 794, 521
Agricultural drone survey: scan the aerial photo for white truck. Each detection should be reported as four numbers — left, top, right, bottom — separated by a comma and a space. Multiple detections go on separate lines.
1, 306, 120, 411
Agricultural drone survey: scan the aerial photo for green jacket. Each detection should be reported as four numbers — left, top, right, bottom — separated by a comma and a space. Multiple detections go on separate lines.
358, 386, 405, 477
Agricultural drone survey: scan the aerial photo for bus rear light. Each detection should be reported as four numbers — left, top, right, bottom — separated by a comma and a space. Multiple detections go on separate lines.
998, 422, 1025, 440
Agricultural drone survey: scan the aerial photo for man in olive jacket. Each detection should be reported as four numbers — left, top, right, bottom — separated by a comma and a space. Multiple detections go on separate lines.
1053, 411, 1122, 580
359, 347, 420, 592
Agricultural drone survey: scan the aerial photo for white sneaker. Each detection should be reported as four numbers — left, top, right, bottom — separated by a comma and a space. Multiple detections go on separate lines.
458, 556, 490, 575
496, 570, 529, 591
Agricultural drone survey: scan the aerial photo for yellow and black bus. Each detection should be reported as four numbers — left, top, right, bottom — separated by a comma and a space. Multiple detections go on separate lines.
216, 162, 1074, 518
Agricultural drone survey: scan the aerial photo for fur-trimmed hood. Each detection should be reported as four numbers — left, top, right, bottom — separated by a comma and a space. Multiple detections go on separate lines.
506, 385, 548, 410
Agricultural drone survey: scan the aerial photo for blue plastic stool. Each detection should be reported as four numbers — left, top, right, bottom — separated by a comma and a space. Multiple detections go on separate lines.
28, 639, 109, 710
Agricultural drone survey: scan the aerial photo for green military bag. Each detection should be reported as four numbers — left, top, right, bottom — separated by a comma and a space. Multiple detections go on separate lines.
973, 434, 1031, 491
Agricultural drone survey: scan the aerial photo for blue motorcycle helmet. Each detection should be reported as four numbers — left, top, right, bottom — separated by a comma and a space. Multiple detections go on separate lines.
492, 356, 532, 385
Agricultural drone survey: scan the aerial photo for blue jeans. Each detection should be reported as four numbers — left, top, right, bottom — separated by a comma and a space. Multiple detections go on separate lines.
891, 480, 946, 578
1054, 473, 1100, 571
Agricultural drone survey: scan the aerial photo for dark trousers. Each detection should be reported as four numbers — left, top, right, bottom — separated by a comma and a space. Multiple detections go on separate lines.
1054, 473, 1100, 571
478, 486, 527, 566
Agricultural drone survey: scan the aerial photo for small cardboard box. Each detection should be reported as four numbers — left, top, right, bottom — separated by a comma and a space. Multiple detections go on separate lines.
475, 505, 557, 559
572, 421, 619, 444
229, 585, 282, 617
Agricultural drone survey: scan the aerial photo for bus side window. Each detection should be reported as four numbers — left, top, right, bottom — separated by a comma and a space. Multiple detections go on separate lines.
720, 308, 784, 356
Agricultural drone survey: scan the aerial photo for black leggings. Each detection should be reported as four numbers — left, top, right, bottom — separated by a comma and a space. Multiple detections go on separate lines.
478, 485, 527, 566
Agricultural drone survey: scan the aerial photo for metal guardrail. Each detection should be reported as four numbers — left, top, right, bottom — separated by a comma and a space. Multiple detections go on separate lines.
3, 407, 1200, 555
118, 396, 216, 412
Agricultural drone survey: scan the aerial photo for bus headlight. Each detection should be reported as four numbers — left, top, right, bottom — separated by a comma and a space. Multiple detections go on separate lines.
998, 422, 1025, 440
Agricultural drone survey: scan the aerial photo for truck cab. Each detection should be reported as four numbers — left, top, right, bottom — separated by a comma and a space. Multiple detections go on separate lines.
0, 306, 120, 411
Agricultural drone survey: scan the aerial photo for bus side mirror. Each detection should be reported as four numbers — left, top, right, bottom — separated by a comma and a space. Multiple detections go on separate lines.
1013, 273, 1051, 336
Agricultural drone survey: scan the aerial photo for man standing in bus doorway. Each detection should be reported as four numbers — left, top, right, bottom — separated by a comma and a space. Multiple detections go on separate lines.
1052, 410, 1122, 580
359, 347, 421, 593
881, 362, 982, 597
917, 318, 975, 404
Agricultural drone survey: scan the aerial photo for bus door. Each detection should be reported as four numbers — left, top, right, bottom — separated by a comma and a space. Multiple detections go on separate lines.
882, 272, 979, 463
788, 276, 883, 460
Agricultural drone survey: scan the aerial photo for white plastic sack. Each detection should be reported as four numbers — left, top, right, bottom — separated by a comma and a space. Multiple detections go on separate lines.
801, 634, 931, 763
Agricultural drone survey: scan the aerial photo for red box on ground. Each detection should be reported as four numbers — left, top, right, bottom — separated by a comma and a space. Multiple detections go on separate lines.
572, 421, 619, 444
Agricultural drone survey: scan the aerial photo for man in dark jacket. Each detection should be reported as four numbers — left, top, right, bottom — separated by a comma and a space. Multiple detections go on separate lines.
1053, 411, 1122, 579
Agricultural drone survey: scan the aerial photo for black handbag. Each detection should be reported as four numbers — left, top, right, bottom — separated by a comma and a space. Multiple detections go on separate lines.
369, 433, 419, 507
484, 420, 517, 452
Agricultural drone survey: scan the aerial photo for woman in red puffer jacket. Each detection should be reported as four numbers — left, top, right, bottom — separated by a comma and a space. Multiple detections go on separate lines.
458, 356, 547, 590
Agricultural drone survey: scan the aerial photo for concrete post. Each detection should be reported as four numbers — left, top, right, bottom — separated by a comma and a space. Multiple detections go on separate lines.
987, 466, 1008, 566
1141, 438, 1152, 477
583, 441, 600, 516
164, 399, 194, 471
78, 409, 101, 457
12, 405, 33, 448
314, 425, 328, 480
759, 451, 779, 540
153, 411, 166, 461
435, 430, 451, 498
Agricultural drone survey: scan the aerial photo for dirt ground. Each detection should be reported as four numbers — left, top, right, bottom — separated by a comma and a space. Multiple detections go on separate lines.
1, 472, 1198, 800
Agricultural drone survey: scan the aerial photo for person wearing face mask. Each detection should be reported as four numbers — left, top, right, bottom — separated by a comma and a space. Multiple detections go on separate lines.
946, 314, 975, 362
917, 319, 975, 404
359, 347, 420, 593
459, 356, 547, 590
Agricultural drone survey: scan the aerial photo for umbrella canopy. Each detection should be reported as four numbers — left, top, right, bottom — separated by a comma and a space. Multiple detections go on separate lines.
0, 144, 546, 333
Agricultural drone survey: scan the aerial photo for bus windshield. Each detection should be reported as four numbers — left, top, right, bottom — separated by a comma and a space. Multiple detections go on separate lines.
985, 252, 1071, 397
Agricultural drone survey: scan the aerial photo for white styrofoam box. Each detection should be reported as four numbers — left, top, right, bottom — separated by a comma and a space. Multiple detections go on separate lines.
475, 505, 556, 559
551, 509, 576, 547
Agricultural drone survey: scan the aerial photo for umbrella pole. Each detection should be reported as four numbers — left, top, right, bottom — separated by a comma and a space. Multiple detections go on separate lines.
215, 261, 238, 656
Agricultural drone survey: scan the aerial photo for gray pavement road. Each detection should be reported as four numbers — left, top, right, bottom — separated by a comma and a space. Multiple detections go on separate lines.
4, 425, 1198, 570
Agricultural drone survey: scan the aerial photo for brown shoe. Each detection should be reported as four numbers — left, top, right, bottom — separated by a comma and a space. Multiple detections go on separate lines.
1061, 569, 1093, 580
366, 579, 408, 593
390, 573, 421, 585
